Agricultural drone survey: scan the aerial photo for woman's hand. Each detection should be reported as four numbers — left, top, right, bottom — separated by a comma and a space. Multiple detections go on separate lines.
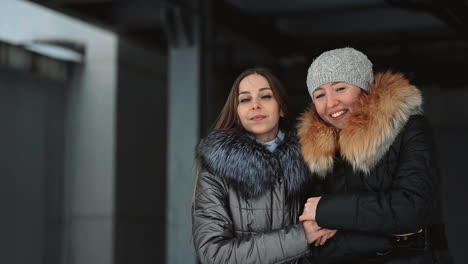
314, 229, 337, 247
299, 197, 321, 222
303, 220, 336, 245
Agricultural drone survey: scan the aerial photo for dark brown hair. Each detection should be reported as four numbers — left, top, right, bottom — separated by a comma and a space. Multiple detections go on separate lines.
213, 67, 291, 132
193, 67, 291, 203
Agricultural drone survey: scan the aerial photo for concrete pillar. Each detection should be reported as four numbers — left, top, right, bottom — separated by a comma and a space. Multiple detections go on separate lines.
165, 4, 200, 264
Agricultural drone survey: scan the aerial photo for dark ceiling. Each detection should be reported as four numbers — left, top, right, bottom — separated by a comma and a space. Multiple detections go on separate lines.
28, 0, 468, 84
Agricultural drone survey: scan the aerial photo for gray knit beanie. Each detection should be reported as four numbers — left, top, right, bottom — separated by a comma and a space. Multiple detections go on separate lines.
306, 47, 374, 101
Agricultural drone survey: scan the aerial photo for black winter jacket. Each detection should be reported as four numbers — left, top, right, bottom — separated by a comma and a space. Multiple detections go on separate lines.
298, 72, 450, 263
193, 130, 392, 264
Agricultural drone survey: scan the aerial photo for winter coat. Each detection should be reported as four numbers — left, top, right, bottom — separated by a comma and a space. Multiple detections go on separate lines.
192, 130, 311, 264
298, 72, 449, 263
192, 130, 393, 264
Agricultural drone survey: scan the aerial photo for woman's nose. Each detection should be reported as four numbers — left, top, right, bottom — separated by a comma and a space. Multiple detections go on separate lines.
251, 100, 261, 110
326, 94, 339, 108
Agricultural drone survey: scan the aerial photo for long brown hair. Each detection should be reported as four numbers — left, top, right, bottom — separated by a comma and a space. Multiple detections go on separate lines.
213, 67, 292, 132
193, 67, 291, 203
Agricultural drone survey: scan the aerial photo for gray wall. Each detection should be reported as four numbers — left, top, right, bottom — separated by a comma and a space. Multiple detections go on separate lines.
1, 2, 118, 264
0, 65, 65, 264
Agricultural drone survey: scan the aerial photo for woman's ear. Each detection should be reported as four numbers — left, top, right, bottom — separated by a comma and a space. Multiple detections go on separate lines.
280, 110, 284, 117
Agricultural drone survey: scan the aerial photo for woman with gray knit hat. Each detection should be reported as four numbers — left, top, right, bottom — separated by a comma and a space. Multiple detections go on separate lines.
297, 47, 450, 263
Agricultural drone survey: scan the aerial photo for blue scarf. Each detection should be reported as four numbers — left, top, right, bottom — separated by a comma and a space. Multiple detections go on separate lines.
255, 130, 285, 152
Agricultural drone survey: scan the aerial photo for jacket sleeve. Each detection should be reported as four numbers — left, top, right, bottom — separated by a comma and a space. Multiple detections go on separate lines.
307, 231, 393, 263
316, 115, 435, 234
192, 170, 310, 264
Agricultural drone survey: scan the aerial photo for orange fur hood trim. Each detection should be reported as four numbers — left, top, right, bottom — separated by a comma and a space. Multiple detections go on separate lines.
297, 72, 423, 177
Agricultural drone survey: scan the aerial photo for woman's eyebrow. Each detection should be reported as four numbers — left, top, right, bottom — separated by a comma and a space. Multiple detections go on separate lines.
239, 87, 271, 95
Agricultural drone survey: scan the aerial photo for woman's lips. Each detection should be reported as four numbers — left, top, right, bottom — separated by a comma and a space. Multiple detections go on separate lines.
330, 110, 347, 120
251, 115, 266, 121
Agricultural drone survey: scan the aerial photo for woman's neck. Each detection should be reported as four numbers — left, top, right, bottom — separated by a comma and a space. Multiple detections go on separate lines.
255, 128, 279, 142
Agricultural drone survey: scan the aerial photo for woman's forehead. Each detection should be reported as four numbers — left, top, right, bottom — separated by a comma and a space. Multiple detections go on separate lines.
239, 74, 270, 93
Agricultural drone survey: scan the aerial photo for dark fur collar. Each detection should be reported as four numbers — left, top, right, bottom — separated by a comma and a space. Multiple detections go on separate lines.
298, 72, 423, 177
196, 130, 312, 198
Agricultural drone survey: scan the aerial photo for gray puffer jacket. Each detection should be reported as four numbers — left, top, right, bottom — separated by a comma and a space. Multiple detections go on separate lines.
192, 130, 313, 264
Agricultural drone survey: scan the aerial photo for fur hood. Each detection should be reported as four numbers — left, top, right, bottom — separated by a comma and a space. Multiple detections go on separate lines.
196, 130, 312, 198
298, 72, 423, 177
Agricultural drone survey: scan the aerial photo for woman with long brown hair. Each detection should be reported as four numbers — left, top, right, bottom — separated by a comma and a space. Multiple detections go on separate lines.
192, 67, 334, 263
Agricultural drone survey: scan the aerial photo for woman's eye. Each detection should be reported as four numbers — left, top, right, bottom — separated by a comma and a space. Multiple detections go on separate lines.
336, 87, 346, 92
239, 98, 250, 103
261, 95, 272, 100
315, 94, 324, 100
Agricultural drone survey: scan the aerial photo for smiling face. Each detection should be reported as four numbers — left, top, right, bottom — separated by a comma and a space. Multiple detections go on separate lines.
312, 82, 362, 129
237, 74, 283, 142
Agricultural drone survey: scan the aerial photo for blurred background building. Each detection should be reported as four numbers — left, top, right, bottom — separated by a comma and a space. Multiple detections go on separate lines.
1, 0, 467, 263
